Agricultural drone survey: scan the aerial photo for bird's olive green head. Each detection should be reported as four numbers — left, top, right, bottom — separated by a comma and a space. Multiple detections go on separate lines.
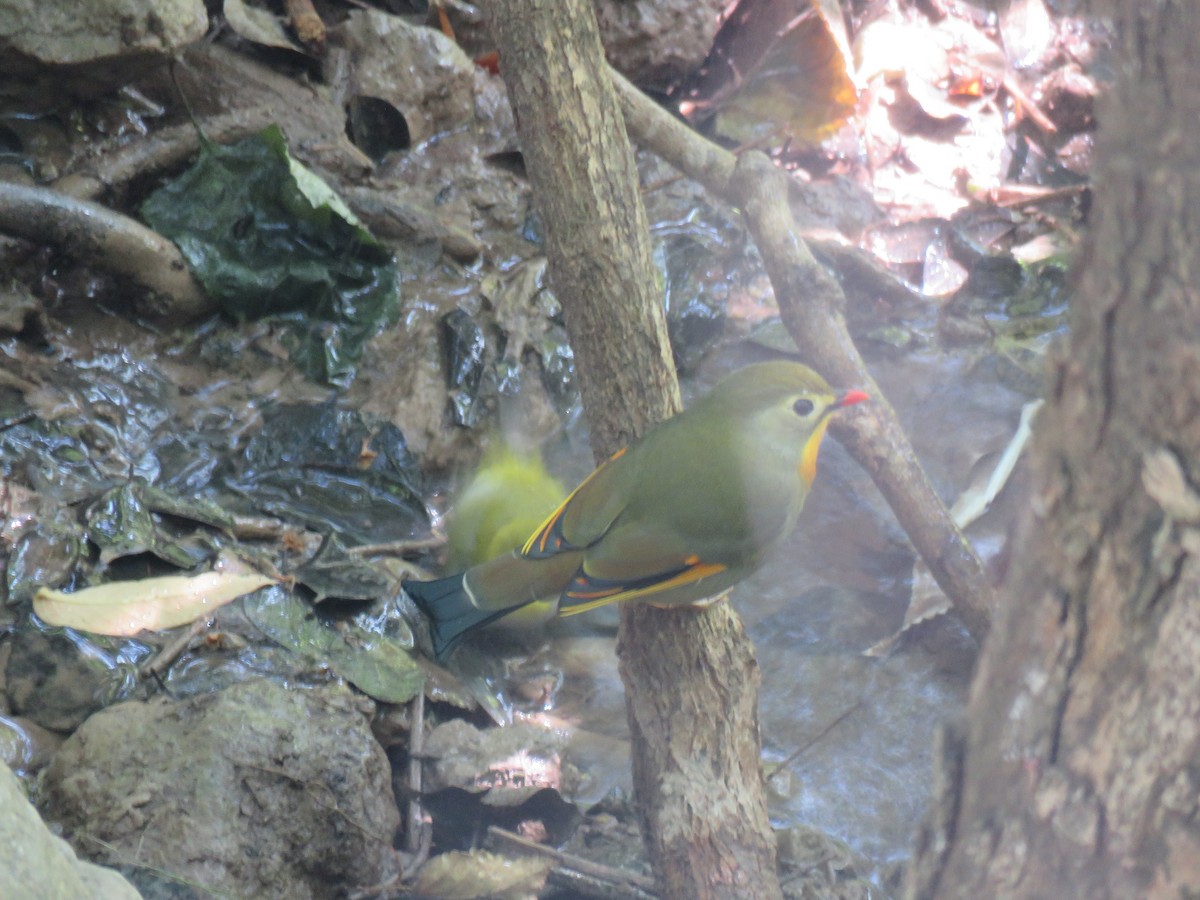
699, 361, 867, 485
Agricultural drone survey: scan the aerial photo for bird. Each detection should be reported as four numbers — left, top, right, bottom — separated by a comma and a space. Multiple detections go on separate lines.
444, 442, 566, 573
405, 361, 867, 659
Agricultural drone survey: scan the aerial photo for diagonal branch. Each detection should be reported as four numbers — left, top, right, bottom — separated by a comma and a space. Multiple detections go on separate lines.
611, 68, 993, 641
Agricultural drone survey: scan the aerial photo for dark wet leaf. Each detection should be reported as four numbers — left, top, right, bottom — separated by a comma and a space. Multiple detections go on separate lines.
138, 482, 239, 532
1005, 263, 1068, 318
293, 533, 391, 603
241, 400, 367, 468
940, 253, 1068, 347
140, 125, 400, 386
538, 324, 578, 413
247, 588, 426, 704
86, 482, 197, 568
2, 350, 177, 497
229, 467, 428, 546
441, 308, 487, 426
227, 401, 429, 545
0, 416, 111, 502
153, 432, 223, 496
5, 521, 85, 605
368, 421, 426, 501
419, 662, 482, 711
656, 235, 727, 372
959, 255, 1026, 303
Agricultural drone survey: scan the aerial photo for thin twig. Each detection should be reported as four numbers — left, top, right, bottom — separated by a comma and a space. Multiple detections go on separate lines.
610, 65, 994, 641
138, 615, 213, 679
405, 690, 427, 855
283, 0, 325, 50
401, 820, 433, 882
1000, 72, 1058, 135
349, 536, 445, 557
765, 699, 865, 782
486, 826, 659, 895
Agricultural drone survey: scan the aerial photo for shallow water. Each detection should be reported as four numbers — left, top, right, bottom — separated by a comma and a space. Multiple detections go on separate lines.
1, 204, 1040, 892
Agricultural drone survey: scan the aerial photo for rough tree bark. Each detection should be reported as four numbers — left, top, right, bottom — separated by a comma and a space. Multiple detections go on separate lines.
487, 1, 783, 897
909, 3, 1200, 896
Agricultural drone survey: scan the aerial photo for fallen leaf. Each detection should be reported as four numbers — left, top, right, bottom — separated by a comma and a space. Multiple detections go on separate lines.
411, 849, 552, 900
34, 571, 277, 636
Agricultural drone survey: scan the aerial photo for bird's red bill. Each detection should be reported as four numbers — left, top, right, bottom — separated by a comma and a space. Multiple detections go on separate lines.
837, 389, 869, 408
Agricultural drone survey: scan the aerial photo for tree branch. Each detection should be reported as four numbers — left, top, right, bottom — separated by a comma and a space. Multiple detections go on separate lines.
610, 68, 994, 641
0, 182, 213, 322
488, 2, 783, 897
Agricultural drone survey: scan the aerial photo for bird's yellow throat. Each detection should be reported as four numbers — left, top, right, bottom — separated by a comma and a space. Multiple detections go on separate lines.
799, 418, 832, 486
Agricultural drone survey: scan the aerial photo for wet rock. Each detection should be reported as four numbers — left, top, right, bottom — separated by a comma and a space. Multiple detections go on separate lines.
0, 764, 140, 900
0, 713, 63, 775
595, 0, 726, 89
424, 718, 566, 798
431, 0, 723, 90
330, 10, 478, 147
6, 629, 133, 733
422, 718, 580, 850
0, 0, 207, 99
39, 678, 400, 900
0, 0, 205, 65
776, 823, 878, 900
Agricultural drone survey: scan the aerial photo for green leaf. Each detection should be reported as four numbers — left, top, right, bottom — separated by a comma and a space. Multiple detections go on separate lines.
248, 590, 426, 704
141, 125, 400, 386
86, 482, 199, 568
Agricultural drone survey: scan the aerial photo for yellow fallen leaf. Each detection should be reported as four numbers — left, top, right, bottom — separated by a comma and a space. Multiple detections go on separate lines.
33, 571, 277, 636
412, 849, 552, 900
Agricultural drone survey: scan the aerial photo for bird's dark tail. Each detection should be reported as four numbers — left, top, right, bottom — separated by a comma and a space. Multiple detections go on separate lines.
404, 574, 512, 661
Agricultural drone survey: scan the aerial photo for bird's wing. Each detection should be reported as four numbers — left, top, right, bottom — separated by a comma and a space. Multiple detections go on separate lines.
556, 558, 730, 615
521, 446, 636, 557
555, 520, 729, 615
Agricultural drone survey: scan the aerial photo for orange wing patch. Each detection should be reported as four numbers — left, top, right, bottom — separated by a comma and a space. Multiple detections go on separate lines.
522, 447, 627, 557
558, 556, 728, 616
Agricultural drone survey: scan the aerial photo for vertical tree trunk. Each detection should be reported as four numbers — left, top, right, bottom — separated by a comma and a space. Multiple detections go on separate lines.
910, 3, 1200, 896
487, 2, 783, 897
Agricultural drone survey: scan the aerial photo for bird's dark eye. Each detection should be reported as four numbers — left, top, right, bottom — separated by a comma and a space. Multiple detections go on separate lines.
793, 398, 815, 416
